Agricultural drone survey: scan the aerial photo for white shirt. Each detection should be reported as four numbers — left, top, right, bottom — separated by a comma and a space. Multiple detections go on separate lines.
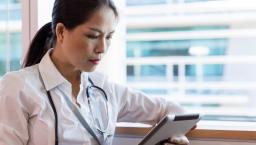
0, 50, 185, 145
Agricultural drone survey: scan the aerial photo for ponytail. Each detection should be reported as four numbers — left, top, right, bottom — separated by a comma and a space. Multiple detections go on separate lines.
22, 22, 54, 68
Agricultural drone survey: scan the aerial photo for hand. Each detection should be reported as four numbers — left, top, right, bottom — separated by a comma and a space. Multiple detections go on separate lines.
161, 135, 189, 145
160, 125, 196, 145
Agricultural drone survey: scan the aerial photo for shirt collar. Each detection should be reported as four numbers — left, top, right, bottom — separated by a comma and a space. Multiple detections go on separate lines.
38, 49, 68, 91
38, 49, 105, 91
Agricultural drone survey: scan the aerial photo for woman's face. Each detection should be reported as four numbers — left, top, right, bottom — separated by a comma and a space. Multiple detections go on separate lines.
54, 6, 117, 72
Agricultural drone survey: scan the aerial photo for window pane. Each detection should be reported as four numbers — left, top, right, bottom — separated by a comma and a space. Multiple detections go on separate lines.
0, 0, 22, 77
127, 0, 218, 6
125, 0, 256, 121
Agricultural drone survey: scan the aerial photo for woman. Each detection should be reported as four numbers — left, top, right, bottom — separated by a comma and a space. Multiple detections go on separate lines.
0, 0, 190, 145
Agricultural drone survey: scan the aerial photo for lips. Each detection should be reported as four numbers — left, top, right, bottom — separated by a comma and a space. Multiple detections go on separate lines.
89, 59, 100, 65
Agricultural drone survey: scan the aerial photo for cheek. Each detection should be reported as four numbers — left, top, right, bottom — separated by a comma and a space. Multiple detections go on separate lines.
62, 36, 96, 62
68, 42, 92, 61
73, 37, 95, 51
64, 38, 89, 53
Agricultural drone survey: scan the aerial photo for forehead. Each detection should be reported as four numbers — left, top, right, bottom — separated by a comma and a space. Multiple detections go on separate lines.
79, 6, 117, 33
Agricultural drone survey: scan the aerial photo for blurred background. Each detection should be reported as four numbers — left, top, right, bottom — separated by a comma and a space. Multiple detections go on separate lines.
1, 0, 256, 122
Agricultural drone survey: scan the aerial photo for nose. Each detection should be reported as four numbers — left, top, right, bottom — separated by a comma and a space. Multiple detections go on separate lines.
95, 38, 107, 54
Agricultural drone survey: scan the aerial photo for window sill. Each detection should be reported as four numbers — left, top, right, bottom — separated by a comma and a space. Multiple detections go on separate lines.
115, 121, 256, 141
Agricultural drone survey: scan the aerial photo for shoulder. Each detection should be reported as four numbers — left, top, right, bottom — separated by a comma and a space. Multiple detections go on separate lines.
0, 65, 42, 113
87, 71, 125, 94
0, 65, 40, 94
88, 71, 107, 80
88, 71, 108, 87
88, 71, 133, 95
1, 65, 38, 85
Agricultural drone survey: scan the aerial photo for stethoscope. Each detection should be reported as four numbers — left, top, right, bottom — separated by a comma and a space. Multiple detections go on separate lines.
38, 69, 109, 145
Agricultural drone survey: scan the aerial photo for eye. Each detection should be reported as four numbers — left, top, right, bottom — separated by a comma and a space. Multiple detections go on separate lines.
86, 34, 99, 39
106, 35, 113, 40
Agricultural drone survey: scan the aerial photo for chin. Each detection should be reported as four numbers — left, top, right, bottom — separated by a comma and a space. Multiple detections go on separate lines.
87, 69, 96, 72
82, 66, 96, 72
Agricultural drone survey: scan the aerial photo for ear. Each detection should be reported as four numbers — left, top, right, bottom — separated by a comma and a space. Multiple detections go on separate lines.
55, 23, 66, 43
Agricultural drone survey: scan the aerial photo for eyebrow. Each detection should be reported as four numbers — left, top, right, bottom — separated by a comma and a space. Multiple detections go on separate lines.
89, 27, 115, 34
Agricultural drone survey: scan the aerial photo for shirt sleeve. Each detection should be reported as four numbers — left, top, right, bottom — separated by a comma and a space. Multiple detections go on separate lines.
114, 83, 186, 125
0, 73, 30, 145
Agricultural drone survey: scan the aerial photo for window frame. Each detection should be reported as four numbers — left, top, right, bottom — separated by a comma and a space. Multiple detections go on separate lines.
116, 121, 256, 141
21, 0, 38, 62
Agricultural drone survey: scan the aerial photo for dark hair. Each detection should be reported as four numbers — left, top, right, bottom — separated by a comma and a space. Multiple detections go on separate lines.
22, 0, 118, 67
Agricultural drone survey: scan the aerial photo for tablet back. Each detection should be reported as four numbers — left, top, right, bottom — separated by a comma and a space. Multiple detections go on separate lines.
138, 114, 200, 145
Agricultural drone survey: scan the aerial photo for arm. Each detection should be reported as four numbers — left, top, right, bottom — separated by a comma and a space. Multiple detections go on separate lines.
0, 74, 30, 145
115, 84, 185, 125
114, 84, 191, 145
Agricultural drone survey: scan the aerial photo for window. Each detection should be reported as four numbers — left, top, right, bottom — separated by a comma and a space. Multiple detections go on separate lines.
124, 0, 256, 121
0, 0, 22, 76
127, 0, 166, 6
127, 0, 218, 6
35, 0, 256, 122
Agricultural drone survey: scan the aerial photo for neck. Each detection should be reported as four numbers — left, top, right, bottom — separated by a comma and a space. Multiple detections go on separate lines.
51, 50, 81, 83
50, 48, 81, 98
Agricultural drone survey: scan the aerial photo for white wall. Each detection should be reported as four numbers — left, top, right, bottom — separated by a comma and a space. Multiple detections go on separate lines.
37, 0, 54, 28
96, 0, 127, 83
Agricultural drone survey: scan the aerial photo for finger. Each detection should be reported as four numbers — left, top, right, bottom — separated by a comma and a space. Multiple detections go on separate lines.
169, 136, 189, 145
190, 125, 197, 131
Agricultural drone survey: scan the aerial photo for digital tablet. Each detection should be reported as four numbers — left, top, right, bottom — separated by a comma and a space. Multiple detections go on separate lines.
138, 113, 201, 145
